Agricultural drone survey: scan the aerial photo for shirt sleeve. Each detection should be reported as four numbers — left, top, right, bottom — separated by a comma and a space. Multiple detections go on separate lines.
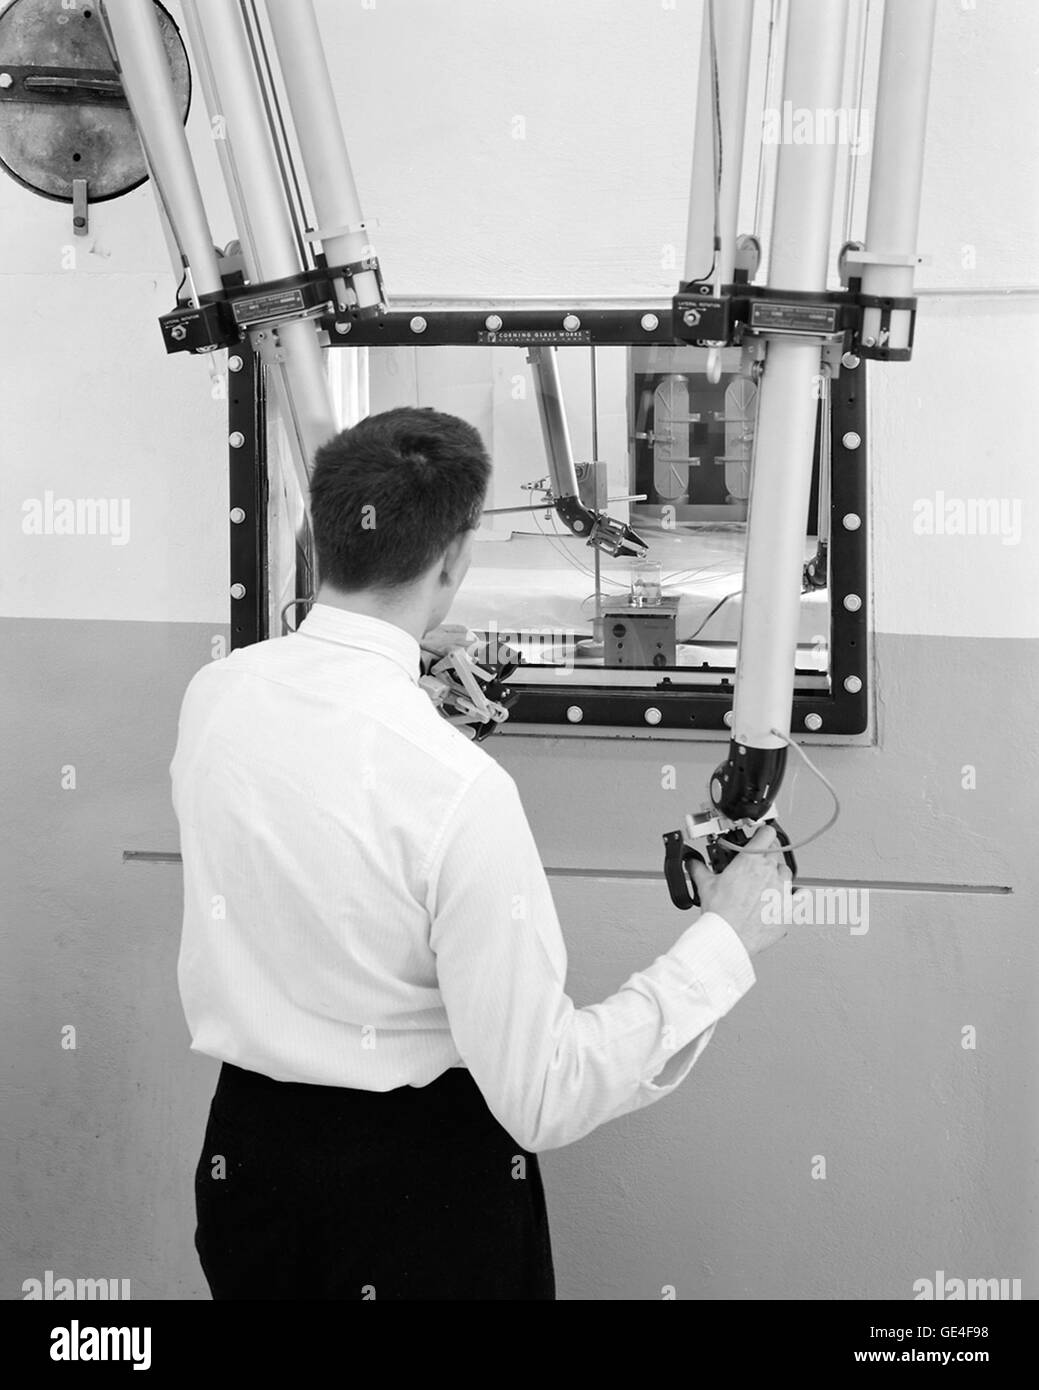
425, 762, 756, 1153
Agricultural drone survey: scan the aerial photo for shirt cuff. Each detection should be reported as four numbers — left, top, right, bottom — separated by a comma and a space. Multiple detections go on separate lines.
667, 909, 757, 1016
642, 1023, 718, 1093
639, 911, 757, 1096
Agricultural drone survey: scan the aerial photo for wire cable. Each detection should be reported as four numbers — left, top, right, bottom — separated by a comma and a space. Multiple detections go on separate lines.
534, 507, 629, 590
842, 0, 873, 248
680, 588, 741, 643
242, 0, 311, 271
687, 0, 724, 284
715, 727, 841, 855
752, 0, 780, 249
707, 0, 723, 290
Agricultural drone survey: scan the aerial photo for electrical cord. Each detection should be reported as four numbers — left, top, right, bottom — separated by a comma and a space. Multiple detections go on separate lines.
752, 0, 779, 249
707, 0, 723, 242
715, 728, 841, 856
842, 0, 873, 247
687, 0, 724, 285
545, 504, 734, 594
680, 588, 741, 642
533, 507, 629, 590
244, 0, 311, 270
528, 497, 743, 619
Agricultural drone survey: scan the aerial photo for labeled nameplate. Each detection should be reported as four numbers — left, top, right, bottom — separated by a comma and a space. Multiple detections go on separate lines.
477, 330, 591, 345
232, 289, 307, 326
749, 301, 838, 333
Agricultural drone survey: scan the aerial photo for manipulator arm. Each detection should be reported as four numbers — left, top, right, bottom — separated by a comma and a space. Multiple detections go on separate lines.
527, 346, 647, 560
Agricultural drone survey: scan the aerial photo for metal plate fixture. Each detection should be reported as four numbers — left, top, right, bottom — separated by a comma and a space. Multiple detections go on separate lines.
0, 0, 189, 231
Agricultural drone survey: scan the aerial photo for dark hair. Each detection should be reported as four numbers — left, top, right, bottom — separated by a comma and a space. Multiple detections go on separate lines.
309, 407, 491, 591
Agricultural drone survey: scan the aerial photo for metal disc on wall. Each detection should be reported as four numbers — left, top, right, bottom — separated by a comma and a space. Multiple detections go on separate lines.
0, 0, 189, 208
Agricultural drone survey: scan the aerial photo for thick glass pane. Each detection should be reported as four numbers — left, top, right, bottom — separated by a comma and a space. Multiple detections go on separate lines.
367, 342, 831, 691
266, 379, 312, 639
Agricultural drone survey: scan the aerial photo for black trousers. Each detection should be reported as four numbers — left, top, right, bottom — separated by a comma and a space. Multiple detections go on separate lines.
194, 1062, 556, 1300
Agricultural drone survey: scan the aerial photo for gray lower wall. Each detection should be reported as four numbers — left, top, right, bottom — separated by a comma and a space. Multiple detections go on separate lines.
2, 619, 1036, 1300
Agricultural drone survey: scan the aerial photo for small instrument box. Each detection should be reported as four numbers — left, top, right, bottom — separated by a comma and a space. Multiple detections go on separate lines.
603, 597, 679, 668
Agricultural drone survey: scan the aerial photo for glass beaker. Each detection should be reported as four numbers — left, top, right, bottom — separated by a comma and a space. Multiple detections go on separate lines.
630, 561, 663, 607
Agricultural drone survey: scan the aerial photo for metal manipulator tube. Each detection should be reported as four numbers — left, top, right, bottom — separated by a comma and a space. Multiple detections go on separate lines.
709, 740, 787, 822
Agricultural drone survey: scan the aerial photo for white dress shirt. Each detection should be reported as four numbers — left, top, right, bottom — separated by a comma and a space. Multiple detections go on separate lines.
171, 602, 756, 1152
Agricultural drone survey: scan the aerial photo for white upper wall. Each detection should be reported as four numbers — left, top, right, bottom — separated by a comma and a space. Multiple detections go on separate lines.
0, 0, 1036, 634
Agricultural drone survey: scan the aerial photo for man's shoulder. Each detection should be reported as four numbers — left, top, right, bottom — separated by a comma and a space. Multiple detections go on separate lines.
176, 638, 514, 797
387, 682, 509, 788
183, 633, 285, 677
180, 632, 325, 698
184, 642, 505, 763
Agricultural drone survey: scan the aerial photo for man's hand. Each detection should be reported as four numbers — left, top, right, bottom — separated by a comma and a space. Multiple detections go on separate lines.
420, 624, 476, 666
419, 625, 481, 740
689, 823, 791, 958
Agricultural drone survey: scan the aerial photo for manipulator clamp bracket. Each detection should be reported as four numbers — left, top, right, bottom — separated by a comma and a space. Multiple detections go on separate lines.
672, 242, 920, 364
158, 246, 388, 357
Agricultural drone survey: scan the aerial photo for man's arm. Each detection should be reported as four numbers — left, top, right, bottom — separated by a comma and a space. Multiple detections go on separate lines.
425, 763, 759, 1153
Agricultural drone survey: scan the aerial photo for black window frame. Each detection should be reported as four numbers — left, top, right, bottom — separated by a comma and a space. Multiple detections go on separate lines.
226, 305, 869, 736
